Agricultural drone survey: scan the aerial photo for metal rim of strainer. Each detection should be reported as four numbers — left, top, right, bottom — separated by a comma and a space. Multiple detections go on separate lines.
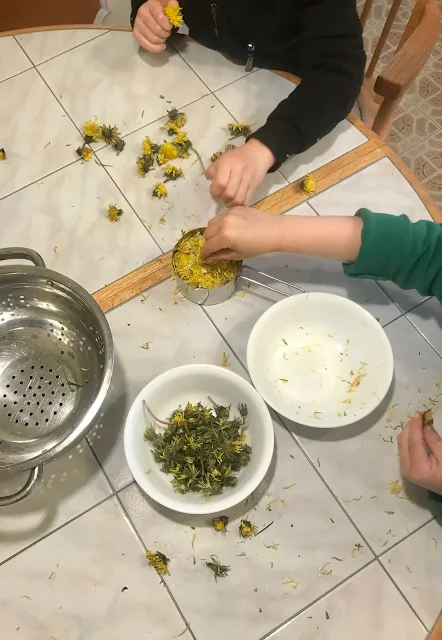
172, 228, 305, 306
0, 248, 114, 503
172, 228, 242, 305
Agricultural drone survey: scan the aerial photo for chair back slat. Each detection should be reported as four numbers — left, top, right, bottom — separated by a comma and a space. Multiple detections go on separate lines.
365, 0, 404, 78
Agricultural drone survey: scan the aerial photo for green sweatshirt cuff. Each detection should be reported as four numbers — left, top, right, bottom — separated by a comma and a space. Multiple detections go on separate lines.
343, 208, 411, 282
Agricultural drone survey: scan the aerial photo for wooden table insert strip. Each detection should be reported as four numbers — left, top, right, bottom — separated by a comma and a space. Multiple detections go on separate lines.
93, 144, 385, 313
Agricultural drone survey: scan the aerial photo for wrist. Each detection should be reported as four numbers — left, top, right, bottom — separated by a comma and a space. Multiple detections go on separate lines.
246, 139, 276, 170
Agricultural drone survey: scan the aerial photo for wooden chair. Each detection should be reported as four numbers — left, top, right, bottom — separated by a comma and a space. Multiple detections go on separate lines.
358, 0, 440, 140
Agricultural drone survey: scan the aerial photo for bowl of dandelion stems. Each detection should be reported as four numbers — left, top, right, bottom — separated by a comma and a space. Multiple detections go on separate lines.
124, 364, 274, 514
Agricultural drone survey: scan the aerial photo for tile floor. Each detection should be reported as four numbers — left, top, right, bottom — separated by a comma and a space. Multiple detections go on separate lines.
0, 25, 441, 640
360, 0, 442, 208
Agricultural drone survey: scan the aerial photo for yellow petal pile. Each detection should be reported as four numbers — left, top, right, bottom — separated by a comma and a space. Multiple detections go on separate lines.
173, 232, 239, 289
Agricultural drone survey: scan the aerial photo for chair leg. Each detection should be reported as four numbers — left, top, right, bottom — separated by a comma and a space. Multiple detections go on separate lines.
371, 96, 401, 140
357, 77, 380, 130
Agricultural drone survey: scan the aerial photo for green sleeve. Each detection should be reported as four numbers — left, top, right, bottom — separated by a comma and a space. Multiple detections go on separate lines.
429, 491, 442, 518
343, 208, 442, 301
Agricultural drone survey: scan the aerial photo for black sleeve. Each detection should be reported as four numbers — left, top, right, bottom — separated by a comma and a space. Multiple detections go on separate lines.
251, 2, 366, 168
131, 0, 145, 26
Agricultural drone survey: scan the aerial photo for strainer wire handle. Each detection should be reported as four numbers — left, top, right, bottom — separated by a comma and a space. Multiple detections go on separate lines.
0, 465, 43, 507
239, 266, 305, 298
0, 247, 45, 268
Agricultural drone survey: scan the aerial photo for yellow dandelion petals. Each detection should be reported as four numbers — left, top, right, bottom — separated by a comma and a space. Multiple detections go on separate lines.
0, 148, 6, 161
388, 480, 404, 496
174, 131, 188, 145
82, 147, 93, 161
210, 151, 222, 163
167, 107, 187, 128
146, 550, 170, 575
220, 352, 230, 368
107, 204, 123, 223
82, 119, 102, 142
212, 516, 229, 532
159, 142, 178, 162
153, 182, 168, 199
239, 519, 257, 538
164, 4, 183, 28
137, 154, 154, 177
163, 163, 183, 180
173, 232, 239, 289
228, 122, 252, 138
165, 121, 181, 135
301, 173, 316, 194
142, 136, 154, 156
76, 145, 93, 162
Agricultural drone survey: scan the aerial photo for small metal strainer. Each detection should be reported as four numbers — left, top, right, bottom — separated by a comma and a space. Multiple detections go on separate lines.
0, 248, 113, 506
173, 228, 305, 306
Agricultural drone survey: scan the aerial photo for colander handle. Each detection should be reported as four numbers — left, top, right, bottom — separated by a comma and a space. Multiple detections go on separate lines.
0, 465, 43, 507
0, 247, 45, 268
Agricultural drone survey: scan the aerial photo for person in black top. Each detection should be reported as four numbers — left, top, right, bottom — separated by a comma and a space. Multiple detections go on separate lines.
131, 0, 366, 207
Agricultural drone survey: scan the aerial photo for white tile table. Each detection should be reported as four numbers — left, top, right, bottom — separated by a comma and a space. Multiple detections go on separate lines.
0, 25, 441, 640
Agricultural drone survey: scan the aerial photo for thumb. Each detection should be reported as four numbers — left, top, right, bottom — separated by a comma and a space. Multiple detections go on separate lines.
423, 425, 442, 460
206, 164, 215, 180
206, 250, 241, 263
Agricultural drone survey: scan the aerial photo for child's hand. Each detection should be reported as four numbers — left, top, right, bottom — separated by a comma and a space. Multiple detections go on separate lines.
133, 0, 177, 52
206, 139, 275, 207
201, 207, 284, 262
398, 412, 442, 495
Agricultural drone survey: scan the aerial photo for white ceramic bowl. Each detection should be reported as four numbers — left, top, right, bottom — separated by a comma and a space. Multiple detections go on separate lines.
124, 364, 274, 514
247, 293, 393, 428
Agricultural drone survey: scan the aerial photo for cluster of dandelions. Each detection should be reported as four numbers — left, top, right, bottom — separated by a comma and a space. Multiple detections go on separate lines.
76, 119, 126, 162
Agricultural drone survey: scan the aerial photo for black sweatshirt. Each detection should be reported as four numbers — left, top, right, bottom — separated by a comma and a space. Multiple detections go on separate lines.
131, 0, 366, 168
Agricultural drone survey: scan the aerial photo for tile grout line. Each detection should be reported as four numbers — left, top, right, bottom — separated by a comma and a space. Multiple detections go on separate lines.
274, 416, 431, 634
85, 437, 118, 494
377, 513, 437, 559
0, 90, 209, 206
9, 35, 214, 252
200, 286, 431, 579
307, 154, 384, 212
260, 559, 380, 640
0, 493, 114, 569
0, 157, 84, 205
199, 307, 411, 627
171, 43, 289, 185
11, 36, 35, 67
85, 437, 197, 638
113, 489, 198, 640
15, 29, 110, 69
0, 66, 34, 85
404, 312, 442, 361
5, 28, 435, 633
33, 68, 164, 257
14, 51, 165, 256
376, 557, 429, 632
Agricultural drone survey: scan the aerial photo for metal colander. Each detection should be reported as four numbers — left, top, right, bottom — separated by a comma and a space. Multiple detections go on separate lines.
0, 248, 113, 506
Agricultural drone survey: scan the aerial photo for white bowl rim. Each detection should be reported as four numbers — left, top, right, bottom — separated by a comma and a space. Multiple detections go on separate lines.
246, 292, 394, 429
124, 363, 275, 514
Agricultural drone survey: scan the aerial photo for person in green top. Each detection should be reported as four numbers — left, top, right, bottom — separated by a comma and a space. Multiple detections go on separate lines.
201, 206, 442, 506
